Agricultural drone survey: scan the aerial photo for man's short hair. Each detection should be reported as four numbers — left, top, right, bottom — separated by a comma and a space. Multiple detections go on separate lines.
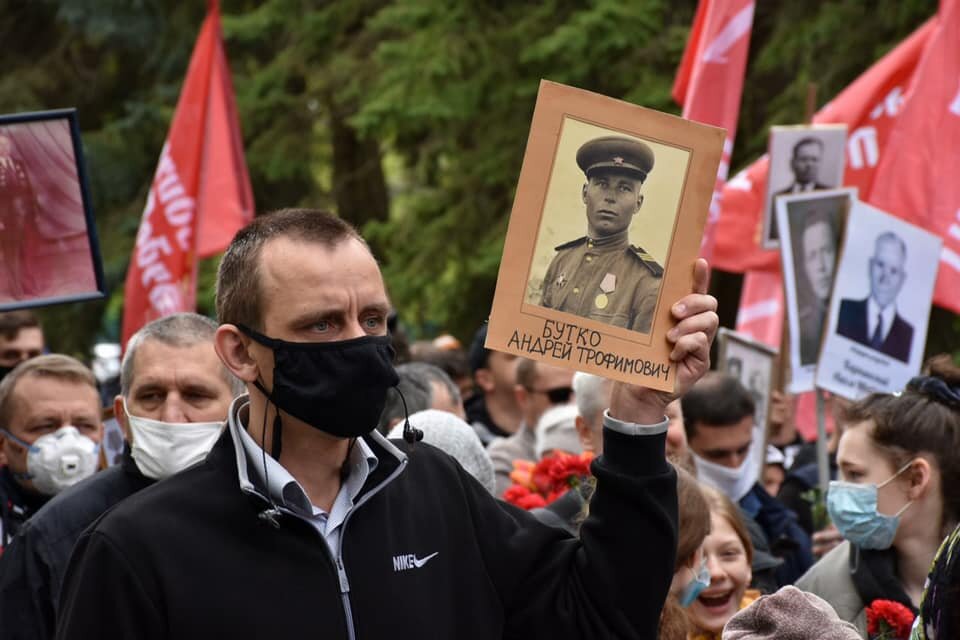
215, 209, 366, 330
874, 231, 907, 259
515, 358, 539, 391
792, 137, 824, 157
0, 354, 97, 427
680, 372, 755, 440
572, 372, 611, 425
411, 346, 470, 385
121, 313, 244, 398
0, 310, 40, 342
468, 324, 491, 373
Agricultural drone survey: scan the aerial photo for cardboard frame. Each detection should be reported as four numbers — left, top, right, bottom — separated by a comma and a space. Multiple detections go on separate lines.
486, 81, 724, 391
815, 199, 942, 399
717, 327, 779, 435
776, 187, 856, 393
761, 124, 847, 250
0, 108, 105, 311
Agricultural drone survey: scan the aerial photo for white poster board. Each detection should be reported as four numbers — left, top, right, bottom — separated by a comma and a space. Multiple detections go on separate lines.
717, 328, 778, 434
762, 124, 847, 249
815, 200, 941, 399
776, 188, 856, 393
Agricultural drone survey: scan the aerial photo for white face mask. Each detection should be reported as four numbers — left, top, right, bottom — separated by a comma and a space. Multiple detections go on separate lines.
3, 426, 101, 496
124, 400, 223, 480
691, 425, 764, 502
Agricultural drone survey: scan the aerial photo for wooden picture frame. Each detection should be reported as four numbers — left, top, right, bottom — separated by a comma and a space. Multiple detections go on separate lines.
0, 109, 106, 311
486, 81, 724, 391
717, 327, 779, 435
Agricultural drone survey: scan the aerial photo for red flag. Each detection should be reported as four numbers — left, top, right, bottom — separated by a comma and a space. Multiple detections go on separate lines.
673, 0, 756, 261
712, 18, 936, 274
121, 2, 253, 346
868, 0, 960, 314
735, 267, 784, 349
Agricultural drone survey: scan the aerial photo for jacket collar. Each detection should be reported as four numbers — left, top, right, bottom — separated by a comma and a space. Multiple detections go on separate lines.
208, 394, 407, 508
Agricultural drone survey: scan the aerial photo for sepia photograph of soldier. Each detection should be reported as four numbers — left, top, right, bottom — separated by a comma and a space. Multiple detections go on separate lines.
537, 136, 664, 334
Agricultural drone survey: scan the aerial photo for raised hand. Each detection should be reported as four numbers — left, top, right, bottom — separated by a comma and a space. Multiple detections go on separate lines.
609, 258, 719, 425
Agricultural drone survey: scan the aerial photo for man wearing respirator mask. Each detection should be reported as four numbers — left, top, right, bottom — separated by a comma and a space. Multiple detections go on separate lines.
0, 354, 102, 550
0, 313, 241, 640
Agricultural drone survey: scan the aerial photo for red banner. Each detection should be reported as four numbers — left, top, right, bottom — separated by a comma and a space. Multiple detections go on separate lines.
121, 2, 253, 346
712, 18, 935, 275
672, 0, 755, 262
868, 0, 960, 314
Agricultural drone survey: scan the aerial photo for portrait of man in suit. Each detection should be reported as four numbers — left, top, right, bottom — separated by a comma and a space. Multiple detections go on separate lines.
769, 138, 832, 243
836, 232, 914, 363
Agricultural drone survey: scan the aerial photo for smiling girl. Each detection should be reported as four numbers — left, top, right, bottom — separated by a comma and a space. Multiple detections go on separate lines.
686, 485, 760, 640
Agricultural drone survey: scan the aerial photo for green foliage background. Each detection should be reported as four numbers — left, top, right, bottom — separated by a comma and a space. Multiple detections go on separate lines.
2, 0, 954, 359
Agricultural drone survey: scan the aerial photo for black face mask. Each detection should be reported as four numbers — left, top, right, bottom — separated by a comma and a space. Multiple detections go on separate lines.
237, 325, 399, 439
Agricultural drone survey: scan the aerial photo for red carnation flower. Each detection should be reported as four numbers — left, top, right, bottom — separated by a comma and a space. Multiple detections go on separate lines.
515, 493, 547, 510
866, 599, 915, 639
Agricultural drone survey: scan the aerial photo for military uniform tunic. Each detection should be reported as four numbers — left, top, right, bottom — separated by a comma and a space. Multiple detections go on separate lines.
539, 231, 663, 333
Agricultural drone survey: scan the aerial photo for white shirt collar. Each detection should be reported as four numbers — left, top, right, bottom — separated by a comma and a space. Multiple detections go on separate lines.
226, 395, 378, 518
867, 296, 897, 343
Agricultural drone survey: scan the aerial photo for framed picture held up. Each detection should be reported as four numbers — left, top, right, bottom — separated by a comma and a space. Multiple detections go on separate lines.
0, 109, 105, 311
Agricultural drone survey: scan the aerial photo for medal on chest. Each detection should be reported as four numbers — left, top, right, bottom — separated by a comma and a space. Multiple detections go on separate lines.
595, 273, 616, 309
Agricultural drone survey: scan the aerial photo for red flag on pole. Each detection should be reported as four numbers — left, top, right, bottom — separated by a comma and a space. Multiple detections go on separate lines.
868, 0, 960, 314
711, 18, 936, 274
121, 2, 254, 346
672, 0, 756, 261
735, 267, 784, 349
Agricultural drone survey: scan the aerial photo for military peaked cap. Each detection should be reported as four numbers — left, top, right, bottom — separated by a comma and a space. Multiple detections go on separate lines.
576, 136, 655, 182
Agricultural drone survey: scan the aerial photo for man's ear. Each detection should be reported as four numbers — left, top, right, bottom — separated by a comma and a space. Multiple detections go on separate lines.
474, 368, 494, 394
582, 182, 589, 204
214, 324, 261, 383
514, 384, 529, 411
114, 395, 130, 442
575, 415, 594, 452
635, 192, 644, 212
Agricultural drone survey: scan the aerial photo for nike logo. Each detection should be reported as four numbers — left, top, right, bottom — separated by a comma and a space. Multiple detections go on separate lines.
392, 551, 439, 572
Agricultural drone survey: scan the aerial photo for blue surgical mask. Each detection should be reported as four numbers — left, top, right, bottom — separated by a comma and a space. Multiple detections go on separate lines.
826, 461, 914, 550
678, 557, 711, 608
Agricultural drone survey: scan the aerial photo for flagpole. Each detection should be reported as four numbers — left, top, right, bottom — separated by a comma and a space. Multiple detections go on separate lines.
802, 81, 832, 496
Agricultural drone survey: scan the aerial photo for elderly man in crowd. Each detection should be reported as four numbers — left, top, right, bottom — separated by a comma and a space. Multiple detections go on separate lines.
57, 208, 718, 639
0, 355, 102, 551
0, 313, 242, 640
376, 362, 464, 434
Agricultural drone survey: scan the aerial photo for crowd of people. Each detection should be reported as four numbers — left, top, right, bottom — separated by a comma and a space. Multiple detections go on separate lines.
0, 208, 956, 639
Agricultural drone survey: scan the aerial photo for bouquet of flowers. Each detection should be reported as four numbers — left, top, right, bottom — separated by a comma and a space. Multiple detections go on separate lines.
503, 451, 594, 510
866, 599, 915, 640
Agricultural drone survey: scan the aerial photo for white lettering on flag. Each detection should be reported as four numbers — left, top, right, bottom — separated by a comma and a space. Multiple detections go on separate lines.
847, 126, 879, 170
737, 299, 780, 325
942, 247, 960, 273
702, 4, 755, 64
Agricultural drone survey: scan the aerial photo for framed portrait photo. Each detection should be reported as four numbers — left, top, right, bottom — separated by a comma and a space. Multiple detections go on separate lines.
762, 124, 847, 250
815, 200, 942, 400
717, 328, 778, 433
0, 109, 105, 311
776, 187, 856, 393
485, 80, 724, 392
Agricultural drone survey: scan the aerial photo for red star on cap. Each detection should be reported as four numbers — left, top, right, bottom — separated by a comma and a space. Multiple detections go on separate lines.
612, 156, 624, 166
